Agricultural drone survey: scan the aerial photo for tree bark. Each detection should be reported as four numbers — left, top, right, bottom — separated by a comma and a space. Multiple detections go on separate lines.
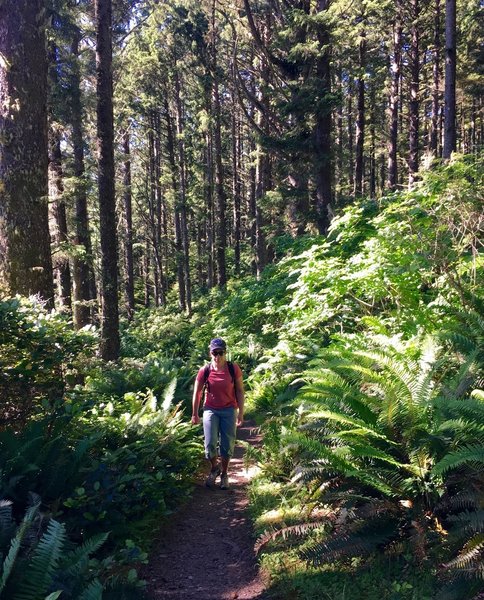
70, 30, 96, 328
408, 0, 420, 186
174, 69, 192, 313
347, 89, 354, 192
387, 4, 403, 190
165, 99, 186, 312
429, 0, 441, 155
443, 0, 456, 158
354, 28, 366, 197
0, 0, 54, 305
96, 0, 120, 360
122, 131, 135, 320
314, 0, 333, 233
231, 81, 241, 277
48, 128, 72, 310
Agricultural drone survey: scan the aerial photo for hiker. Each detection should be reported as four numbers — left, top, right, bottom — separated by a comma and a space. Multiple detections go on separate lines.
191, 338, 245, 490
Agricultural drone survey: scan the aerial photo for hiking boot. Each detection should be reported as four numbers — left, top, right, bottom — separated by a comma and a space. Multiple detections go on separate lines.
220, 473, 230, 490
205, 467, 221, 488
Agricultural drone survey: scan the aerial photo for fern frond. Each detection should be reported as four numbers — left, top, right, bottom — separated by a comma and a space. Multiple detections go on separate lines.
77, 579, 103, 600
437, 419, 484, 443
448, 511, 484, 534
348, 443, 418, 475
443, 533, 484, 570
13, 519, 66, 600
255, 521, 326, 555
60, 532, 109, 578
301, 521, 397, 565
161, 377, 177, 412
304, 410, 389, 442
0, 503, 39, 594
44, 593, 62, 600
433, 445, 484, 476
436, 490, 481, 512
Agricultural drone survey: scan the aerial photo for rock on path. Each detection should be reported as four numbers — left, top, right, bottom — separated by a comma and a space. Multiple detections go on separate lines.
144, 422, 268, 600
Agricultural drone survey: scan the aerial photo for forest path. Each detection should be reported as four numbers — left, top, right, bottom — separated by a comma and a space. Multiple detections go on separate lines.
144, 422, 268, 600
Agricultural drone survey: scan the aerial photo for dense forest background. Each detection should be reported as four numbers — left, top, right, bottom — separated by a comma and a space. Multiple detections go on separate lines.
0, 0, 483, 598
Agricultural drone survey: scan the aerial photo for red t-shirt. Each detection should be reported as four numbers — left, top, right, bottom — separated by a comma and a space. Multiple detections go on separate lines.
196, 363, 242, 410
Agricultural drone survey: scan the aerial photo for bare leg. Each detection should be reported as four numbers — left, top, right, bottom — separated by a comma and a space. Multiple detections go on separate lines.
221, 457, 229, 474
209, 456, 219, 470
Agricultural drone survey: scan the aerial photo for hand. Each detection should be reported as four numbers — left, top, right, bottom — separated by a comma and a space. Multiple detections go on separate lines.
237, 412, 244, 427
191, 414, 200, 425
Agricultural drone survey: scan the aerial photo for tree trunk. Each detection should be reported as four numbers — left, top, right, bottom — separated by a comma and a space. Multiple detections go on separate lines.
369, 84, 377, 198
204, 134, 215, 288
443, 0, 456, 158
174, 70, 192, 313
95, 0, 120, 360
231, 84, 241, 277
48, 42, 71, 310
430, 0, 441, 155
122, 131, 135, 321
314, 0, 333, 232
347, 89, 354, 192
0, 0, 54, 305
49, 129, 72, 310
387, 4, 402, 190
408, 0, 420, 186
147, 124, 161, 307
70, 30, 96, 328
354, 28, 366, 197
336, 67, 344, 204
153, 112, 166, 306
213, 77, 227, 286
165, 100, 186, 312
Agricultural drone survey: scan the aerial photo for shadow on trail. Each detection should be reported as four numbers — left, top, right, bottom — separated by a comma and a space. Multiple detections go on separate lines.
144, 423, 269, 600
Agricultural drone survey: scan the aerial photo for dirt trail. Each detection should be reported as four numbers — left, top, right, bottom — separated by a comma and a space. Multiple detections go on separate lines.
144, 422, 268, 600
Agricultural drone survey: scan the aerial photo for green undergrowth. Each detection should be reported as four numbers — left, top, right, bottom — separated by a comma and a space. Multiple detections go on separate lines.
0, 155, 482, 597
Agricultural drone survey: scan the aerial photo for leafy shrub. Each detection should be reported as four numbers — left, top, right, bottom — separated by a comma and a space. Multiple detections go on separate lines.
0, 298, 96, 427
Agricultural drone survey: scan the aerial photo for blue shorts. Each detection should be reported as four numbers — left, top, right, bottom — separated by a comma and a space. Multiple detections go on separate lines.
203, 407, 237, 459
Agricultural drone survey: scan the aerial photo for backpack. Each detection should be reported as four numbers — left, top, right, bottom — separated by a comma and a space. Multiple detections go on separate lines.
201, 361, 237, 407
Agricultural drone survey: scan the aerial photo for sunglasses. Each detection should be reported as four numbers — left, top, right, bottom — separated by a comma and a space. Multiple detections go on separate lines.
211, 350, 224, 356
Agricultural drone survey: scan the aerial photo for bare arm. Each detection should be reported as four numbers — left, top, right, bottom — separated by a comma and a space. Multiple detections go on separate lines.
235, 375, 245, 426
191, 378, 203, 424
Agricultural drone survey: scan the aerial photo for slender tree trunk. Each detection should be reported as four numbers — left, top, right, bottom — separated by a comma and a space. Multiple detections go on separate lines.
213, 77, 227, 286
122, 131, 135, 321
387, 4, 402, 190
147, 124, 160, 307
49, 129, 72, 310
354, 28, 366, 197
248, 134, 257, 275
408, 0, 420, 186
174, 70, 192, 313
443, 0, 457, 158
48, 42, 71, 310
369, 84, 377, 198
347, 89, 354, 192
144, 239, 151, 307
70, 31, 95, 328
0, 0, 54, 305
204, 134, 215, 288
314, 0, 333, 232
95, 0, 119, 360
153, 113, 166, 306
336, 67, 344, 204
165, 100, 186, 311
430, 0, 441, 155
231, 83, 241, 276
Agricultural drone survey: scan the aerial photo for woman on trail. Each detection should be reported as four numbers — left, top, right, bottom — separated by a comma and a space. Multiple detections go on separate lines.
191, 338, 245, 490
